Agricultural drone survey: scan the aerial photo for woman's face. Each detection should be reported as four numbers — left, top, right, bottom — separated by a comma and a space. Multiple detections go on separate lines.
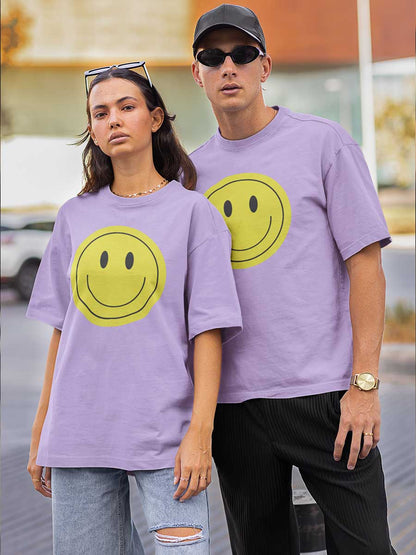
88, 77, 163, 160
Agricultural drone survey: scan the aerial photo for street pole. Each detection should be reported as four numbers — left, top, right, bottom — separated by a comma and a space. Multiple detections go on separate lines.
357, 0, 378, 189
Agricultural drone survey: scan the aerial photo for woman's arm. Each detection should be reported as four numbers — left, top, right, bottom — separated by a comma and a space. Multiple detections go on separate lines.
27, 327, 61, 498
173, 328, 222, 501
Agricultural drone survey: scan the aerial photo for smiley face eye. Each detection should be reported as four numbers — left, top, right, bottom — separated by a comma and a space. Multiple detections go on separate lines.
125, 252, 134, 269
249, 195, 258, 213
100, 251, 108, 268
224, 200, 232, 217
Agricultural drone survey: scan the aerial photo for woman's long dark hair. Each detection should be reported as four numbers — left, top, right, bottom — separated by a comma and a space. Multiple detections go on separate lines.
77, 68, 196, 194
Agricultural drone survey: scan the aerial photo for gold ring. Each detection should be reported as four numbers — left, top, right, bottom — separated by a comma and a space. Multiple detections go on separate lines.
179, 477, 189, 482
363, 432, 374, 436
199, 476, 207, 480
32, 478, 42, 482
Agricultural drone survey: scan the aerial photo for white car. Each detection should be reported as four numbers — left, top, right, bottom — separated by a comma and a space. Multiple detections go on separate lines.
1, 211, 57, 300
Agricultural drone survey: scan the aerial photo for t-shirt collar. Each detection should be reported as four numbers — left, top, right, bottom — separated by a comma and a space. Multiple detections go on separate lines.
101, 180, 178, 207
215, 106, 287, 151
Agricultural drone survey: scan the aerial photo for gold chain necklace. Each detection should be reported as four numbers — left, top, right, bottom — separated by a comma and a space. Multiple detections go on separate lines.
111, 178, 168, 198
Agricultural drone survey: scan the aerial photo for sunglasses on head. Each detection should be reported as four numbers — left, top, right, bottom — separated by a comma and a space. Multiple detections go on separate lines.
196, 45, 265, 67
84, 61, 152, 95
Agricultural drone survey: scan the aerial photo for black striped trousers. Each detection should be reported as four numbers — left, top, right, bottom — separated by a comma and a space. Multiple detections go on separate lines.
212, 391, 397, 555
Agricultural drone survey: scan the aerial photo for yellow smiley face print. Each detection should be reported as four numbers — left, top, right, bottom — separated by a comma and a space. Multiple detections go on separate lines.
205, 173, 291, 269
71, 226, 166, 326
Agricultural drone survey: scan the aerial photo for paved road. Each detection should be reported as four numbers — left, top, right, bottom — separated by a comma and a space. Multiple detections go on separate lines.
2, 300, 415, 554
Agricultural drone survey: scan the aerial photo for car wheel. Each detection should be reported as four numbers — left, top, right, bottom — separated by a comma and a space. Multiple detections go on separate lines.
16, 260, 40, 301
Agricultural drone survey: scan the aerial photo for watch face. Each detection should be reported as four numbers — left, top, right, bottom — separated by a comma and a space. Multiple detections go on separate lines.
356, 373, 376, 391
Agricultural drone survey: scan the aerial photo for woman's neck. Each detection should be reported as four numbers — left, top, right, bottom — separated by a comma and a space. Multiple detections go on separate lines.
110, 154, 164, 196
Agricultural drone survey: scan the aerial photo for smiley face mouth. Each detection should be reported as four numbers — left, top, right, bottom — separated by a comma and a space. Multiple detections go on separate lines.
232, 216, 272, 252
86, 275, 146, 308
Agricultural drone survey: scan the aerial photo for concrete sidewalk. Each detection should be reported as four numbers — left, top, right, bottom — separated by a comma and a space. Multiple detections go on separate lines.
2, 369, 414, 554
1, 299, 414, 554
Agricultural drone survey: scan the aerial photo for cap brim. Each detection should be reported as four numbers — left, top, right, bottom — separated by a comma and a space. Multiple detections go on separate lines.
193, 24, 265, 52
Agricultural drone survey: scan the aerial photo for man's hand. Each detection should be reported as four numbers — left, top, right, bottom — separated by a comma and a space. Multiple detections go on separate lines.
333, 387, 381, 470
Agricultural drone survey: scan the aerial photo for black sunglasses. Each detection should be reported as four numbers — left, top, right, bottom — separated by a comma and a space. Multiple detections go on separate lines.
84, 61, 152, 95
196, 45, 265, 67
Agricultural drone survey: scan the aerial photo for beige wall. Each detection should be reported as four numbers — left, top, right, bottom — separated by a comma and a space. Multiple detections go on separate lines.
2, 65, 218, 150
4, 0, 193, 65
6, 0, 414, 67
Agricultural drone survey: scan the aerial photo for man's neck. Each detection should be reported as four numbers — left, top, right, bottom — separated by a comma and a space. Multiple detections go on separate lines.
214, 103, 277, 141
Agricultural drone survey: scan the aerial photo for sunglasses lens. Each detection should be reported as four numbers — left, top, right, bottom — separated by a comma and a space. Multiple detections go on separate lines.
232, 46, 259, 64
197, 49, 225, 67
197, 46, 261, 67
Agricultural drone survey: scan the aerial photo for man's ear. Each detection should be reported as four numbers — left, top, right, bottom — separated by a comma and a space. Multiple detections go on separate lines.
191, 61, 204, 88
260, 54, 272, 83
151, 107, 164, 132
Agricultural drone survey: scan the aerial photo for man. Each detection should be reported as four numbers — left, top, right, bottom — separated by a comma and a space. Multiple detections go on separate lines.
189, 4, 396, 554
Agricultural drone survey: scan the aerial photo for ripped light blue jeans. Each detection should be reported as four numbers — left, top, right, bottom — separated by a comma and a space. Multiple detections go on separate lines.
51, 467, 210, 554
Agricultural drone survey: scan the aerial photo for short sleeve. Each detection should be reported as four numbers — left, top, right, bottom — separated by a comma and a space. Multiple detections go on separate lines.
324, 144, 391, 260
26, 207, 72, 329
186, 206, 242, 344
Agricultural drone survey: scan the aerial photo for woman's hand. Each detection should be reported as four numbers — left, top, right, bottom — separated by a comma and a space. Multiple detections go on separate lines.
173, 426, 212, 502
173, 329, 220, 501
26, 328, 61, 499
27, 449, 52, 498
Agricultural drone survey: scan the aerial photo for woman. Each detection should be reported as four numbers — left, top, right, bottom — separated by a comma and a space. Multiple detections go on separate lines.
26, 63, 241, 554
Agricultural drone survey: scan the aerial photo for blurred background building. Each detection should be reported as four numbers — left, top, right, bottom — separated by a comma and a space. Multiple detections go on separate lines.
1, 0, 415, 208
1, 3, 415, 553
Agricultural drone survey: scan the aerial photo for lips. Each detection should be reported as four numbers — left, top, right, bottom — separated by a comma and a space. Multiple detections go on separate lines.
221, 83, 241, 92
109, 132, 129, 143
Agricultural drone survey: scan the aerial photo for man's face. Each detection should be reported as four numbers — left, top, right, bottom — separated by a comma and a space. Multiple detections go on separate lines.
192, 28, 272, 116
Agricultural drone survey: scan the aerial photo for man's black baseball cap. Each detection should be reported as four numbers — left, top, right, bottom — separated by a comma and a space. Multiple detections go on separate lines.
193, 4, 266, 55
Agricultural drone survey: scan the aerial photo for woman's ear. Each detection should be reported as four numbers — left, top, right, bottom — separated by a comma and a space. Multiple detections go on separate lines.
88, 124, 98, 145
151, 107, 164, 133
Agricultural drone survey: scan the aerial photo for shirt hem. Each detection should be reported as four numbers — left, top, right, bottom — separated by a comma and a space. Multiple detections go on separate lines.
26, 309, 64, 330
189, 320, 242, 343
340, 230, 391, 261
36, 454, 177, 471
217, 378, 351, 403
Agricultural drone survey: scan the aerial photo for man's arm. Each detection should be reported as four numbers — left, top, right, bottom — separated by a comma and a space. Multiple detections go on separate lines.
333, 241, 386, 470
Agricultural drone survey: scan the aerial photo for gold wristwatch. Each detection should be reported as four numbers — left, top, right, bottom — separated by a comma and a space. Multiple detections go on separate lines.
350, 372, 380, 391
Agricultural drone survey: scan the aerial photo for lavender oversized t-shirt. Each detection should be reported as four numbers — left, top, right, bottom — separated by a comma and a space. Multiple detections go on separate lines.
190, 106, 391, 402
27, 181, 242, 470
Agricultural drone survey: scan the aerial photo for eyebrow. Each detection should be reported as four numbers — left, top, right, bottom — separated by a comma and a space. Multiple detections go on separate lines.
91, 96, 138, 111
